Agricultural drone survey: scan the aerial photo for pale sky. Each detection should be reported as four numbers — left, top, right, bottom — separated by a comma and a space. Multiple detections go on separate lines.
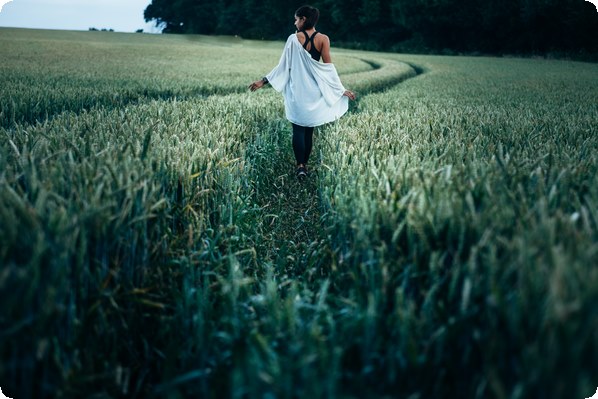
0, 0, 160, 33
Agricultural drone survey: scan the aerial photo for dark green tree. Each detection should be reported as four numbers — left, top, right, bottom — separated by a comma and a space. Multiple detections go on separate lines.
144, 0, 598, 56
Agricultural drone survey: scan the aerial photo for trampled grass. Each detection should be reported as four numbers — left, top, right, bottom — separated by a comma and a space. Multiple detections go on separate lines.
0, 28, 596, 398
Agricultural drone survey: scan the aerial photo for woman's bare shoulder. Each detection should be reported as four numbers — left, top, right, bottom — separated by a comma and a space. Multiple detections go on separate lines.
316, 32, 330, 47
317, 32, 330, 41
316, 33, 330, 47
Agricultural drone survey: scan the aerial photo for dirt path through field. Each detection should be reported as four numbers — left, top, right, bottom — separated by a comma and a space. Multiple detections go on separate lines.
244, 119, 331, 277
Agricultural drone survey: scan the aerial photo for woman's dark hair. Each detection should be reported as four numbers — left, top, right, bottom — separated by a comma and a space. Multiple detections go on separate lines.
295, 5, 319, 30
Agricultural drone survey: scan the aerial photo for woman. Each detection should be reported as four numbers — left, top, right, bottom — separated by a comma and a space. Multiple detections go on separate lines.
249, 5, 356, 178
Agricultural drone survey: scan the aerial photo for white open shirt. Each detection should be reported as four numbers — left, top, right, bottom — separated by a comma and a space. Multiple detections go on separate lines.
266, 33, 349, 127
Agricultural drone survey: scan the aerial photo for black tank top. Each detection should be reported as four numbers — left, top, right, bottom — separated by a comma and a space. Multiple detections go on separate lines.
300, 30, 321, 61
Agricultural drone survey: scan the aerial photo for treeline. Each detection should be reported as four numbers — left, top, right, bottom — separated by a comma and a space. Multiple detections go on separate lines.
143, 0, 598, 56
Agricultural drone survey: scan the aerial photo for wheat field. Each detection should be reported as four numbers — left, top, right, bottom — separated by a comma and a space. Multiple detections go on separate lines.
1, 27, 597, 398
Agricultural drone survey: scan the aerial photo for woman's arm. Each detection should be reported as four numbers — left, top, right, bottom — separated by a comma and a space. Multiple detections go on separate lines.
249, 35, 293, 92
320, 35, 332, 64
320, 35, 355, 100
249, 77, 268, 91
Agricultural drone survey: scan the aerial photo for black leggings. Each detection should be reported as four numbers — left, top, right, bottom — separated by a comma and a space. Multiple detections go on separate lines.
292, 123, 314, 165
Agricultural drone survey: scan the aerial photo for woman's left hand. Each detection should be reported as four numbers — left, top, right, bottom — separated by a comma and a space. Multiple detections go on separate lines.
343, 90, 356, 100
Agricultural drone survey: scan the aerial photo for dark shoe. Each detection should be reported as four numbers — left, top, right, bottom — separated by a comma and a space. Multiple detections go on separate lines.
296, 166, 307, 178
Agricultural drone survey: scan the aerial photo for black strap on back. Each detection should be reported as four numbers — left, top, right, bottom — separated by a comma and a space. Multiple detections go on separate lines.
301, 30, 321, 60
301, 31, 318, 49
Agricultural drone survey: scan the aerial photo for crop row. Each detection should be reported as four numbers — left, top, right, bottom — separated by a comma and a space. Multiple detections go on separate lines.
0, 28, 374, 128
317, 55, 598, 398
